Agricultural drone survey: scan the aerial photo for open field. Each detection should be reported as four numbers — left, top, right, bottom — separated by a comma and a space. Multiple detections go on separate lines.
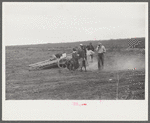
5, 38, 145, 100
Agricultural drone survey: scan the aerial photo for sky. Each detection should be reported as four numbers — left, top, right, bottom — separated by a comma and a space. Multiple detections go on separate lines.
3, 2, 147, 46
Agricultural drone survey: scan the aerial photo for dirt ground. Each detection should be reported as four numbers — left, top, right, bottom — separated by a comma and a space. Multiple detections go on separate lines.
5, 44, 145, 100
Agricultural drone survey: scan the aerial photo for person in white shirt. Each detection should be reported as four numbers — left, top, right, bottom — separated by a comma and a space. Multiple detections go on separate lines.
96, 42, 106, 70
60, 52, 67, 59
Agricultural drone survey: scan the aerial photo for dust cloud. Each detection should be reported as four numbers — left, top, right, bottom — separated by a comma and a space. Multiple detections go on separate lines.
86, 53, 145, 71
113, 54, 145, 71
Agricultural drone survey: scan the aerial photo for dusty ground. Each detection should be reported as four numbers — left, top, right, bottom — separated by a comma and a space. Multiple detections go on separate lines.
5, 42, 145, 100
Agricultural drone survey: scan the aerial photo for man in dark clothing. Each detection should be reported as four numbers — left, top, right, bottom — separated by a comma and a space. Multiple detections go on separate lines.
80, 44, 87, 60
77, 44, 87, 71
72, 48, 79, 70
87, 42, 94, 51
66, 48, 80, 71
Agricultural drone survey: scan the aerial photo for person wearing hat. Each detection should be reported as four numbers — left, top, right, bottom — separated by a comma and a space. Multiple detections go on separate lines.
77, 44, 87, 71
96, 42, 106, 70
66, 48, 79, 70
72, 48, 79, 65
80, 44, 87, 59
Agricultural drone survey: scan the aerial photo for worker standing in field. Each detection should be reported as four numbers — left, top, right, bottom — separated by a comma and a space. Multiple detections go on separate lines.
72, 48, 79, 69
80, 44, 87, 60
96, 42, 106, 70
77, 44, 87, 71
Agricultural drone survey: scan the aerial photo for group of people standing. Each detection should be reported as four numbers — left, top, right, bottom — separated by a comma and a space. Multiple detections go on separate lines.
71, 42, 106, 71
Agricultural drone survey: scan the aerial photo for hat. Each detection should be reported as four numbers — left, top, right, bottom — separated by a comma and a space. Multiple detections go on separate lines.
80, 44, 83, 46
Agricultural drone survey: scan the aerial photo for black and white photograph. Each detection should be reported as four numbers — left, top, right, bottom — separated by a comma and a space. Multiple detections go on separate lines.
2, 2, 148, 121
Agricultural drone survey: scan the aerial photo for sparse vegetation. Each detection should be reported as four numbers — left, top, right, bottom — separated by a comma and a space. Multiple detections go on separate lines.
6, 38, 145, 100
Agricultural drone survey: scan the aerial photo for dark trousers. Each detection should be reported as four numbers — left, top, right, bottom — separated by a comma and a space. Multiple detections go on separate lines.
97, 53, 104, 69
74, 59, 79, 69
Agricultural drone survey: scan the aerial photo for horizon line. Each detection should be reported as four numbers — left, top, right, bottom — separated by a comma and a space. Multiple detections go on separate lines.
5, 37, 145, 47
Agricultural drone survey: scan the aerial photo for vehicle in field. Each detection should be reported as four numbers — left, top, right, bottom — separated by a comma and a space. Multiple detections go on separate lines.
28, 53, 73, 70
29, 49, 95, 71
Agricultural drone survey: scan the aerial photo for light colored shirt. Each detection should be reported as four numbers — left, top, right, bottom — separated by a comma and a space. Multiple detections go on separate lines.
60, 53, 67, 59
86, 50, 95, 56
96, 45, 106, 53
